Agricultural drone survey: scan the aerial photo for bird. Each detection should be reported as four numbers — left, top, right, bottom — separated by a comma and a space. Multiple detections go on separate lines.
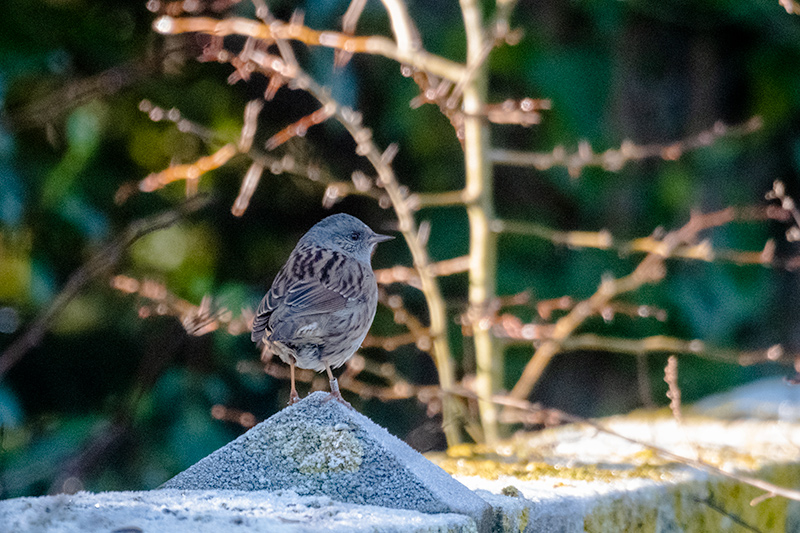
251, 213, 393, 406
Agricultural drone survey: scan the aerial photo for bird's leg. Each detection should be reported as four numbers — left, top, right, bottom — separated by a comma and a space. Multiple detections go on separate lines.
288, 360, 300, 405
324, 364, 352, 408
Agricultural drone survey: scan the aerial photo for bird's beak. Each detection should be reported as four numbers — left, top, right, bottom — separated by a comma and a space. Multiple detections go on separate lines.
371, 233, 394, 244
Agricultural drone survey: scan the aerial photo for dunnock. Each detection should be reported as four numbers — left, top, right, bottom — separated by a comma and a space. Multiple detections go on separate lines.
252, 214, 393, 405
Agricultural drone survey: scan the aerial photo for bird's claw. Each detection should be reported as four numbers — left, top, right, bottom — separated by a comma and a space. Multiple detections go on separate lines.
324, 378, 353, 409
324, 390, 353, 409
287, 390, 301, 405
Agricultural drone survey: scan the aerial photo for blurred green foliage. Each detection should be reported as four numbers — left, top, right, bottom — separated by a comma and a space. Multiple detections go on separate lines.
1, 0, 800, 498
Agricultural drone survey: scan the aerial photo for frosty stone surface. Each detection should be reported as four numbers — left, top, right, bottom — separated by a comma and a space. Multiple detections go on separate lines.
0, 489, 476, 533
161, 391, 491, 532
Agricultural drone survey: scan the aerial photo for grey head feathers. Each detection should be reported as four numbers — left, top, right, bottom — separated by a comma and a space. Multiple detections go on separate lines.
299, 213, 393, 263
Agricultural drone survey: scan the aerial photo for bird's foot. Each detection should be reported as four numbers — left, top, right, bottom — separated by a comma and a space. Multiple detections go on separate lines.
287, 389, 301, 405
324, 390, 352, 409
323, 378, 353, 409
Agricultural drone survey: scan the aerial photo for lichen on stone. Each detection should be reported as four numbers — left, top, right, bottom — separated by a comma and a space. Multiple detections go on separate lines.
272, 420, 364, 474
432, 454, 675, 483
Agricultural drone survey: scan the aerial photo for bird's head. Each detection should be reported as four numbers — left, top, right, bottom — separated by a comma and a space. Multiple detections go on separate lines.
303, 213, 393, 263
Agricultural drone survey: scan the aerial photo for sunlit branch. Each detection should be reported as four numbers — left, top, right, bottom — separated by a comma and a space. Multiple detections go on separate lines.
152, 14, 466, 81
535, 295, 575, 320
111, 275, 251, 336
128, 98, 384, 209
483, 98, 550, 126
375, 255, 470, 288
507, 207, 748, 401
138, 98, 218, 141
264, 105, 336, 150
475, 304, 667, 342
407, 190, 470, 209
335, 0, 368, 67
238, 99, 263, 152
459, 0, 499, 444
378, 0, 420, 54
779, 0, 800, 15
232, 162, 264, 217
527, 295, 665, 324
491, 117, 763, 177
496, 208, 781, 269
138, 143, 238, 192
493, 0, 521, 37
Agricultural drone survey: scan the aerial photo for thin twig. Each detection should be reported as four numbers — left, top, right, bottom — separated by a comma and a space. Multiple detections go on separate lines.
664, 355, 682, 424
152, 14, 465, 81
0, 196, 211, 380
779, 0, 800, 15
497, 212, 789, 270
374, 255, 470, 288
490, 117, 763, 177
508, 208, 743, 401
335, 0, 368, 67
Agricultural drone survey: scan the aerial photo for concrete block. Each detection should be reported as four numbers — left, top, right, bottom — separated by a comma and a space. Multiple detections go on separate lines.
0, 489, 477, 532
432, 413, 800, 531
162, 391, 492, 531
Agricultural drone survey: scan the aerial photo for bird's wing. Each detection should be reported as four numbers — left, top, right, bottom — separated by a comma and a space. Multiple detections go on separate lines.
283, 279, 351, 314
266, 278, 351, 345
252, 254, 368, 344
251, 264, 292, 342
251, 289, 275, 342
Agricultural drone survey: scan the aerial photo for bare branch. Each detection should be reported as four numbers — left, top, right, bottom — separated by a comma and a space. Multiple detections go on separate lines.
375, 255, 470, 288
779, 0, 800, 15
152, 14, 465, 81
138, 143, 238, 192
497, 207, 783, 269
491, 117, 763, 177
0, 196, 211, 380
508, 208, 747, 401
664, 355, 683, 423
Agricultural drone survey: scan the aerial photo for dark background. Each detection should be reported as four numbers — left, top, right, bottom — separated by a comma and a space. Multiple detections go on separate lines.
1, 0, 799, 497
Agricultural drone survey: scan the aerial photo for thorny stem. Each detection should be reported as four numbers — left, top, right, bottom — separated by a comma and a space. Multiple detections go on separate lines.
460, 0, 499, 443
780, 0, 800, 15
558, 334, 784, 365
508, 208, 739, 403
378, 0, 420, 53
497, 210, 780, 267
490, 116, 762, 176
152, 15, 465, 82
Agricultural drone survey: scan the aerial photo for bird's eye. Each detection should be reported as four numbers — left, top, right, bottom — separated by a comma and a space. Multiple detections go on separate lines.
349, 231, 361, 241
